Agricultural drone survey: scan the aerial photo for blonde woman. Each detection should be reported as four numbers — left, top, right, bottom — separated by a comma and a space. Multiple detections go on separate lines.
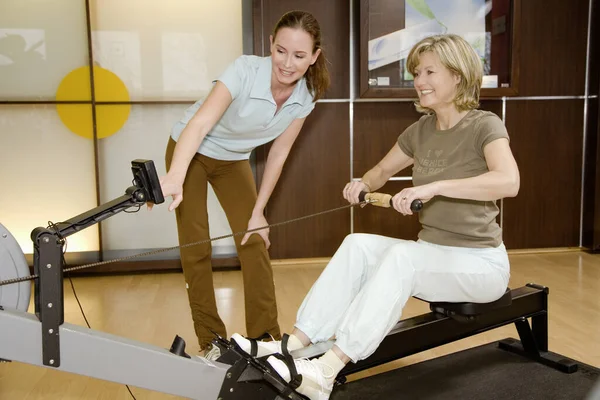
233, 33, 520, 400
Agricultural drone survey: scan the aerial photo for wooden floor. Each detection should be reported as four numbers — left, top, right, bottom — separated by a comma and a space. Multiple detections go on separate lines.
1, 250, 600, 399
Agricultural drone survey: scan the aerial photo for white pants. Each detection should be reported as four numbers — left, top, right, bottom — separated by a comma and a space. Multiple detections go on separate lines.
294, 233, 510, 362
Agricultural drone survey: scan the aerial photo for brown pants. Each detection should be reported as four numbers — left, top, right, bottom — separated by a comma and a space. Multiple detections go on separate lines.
165, 138, 281, 350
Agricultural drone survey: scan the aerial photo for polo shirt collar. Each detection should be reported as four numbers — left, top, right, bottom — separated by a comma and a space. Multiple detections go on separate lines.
250, 56, 310, 107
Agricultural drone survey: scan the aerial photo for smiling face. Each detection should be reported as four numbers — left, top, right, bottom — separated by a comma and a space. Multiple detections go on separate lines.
413, 51, 461, 114
269, 27, 320, 87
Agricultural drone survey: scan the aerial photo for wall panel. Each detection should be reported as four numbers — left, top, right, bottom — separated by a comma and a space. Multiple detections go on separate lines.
97, 104, 237, 259
0, 105, 98, 253
0, 0, 89, 100
517, 0, 589, 96
261, 103, 351, 259
353, 102, 420, 177
503, 100, 584, 248
90, 0, 243, 101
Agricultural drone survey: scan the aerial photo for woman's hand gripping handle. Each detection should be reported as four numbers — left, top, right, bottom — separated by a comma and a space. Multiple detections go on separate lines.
358, 191, 423, 213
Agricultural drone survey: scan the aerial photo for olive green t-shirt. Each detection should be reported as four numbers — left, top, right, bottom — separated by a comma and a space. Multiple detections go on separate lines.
397, 109, 509, 248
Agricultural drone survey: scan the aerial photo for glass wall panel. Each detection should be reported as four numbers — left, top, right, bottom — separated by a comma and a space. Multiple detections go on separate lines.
0, 105, 99, 253
97, 105, 236, 258
361, 0, 518, 98
90, 0, 243, 101
1, 0, 246, 262
0, 0, 89, 100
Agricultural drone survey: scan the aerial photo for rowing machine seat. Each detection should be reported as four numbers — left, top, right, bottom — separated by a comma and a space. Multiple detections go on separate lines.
428, 288, 512, 322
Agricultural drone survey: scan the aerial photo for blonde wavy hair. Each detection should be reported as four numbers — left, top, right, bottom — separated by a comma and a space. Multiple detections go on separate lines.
406, 34, 483, 114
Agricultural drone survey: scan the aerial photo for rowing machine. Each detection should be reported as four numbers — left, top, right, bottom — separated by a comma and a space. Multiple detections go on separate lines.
0, 160, 579, 399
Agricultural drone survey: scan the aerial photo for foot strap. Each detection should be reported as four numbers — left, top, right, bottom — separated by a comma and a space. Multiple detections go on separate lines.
241, 332, 283, 358
281, 333, 291, 357
270, 337, 302, 391
250, 339, 258, 357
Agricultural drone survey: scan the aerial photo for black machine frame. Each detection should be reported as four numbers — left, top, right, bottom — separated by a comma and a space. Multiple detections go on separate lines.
214, 283, 579, 399
339, 284, 576, 379
30, 159, 164, 368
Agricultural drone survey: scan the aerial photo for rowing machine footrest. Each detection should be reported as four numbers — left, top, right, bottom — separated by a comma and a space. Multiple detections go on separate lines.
429, 288, 512, 322
169, 335, 191, 359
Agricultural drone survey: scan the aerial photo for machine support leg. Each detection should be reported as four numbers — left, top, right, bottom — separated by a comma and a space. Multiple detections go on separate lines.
498, 316, 578, 373
531, 310, 549, 352
34, 231, 64, 368
526, 283, 549, 351
514, 318, 540, 357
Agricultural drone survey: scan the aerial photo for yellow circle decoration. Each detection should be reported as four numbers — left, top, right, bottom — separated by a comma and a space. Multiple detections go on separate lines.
56, 66, 131, 139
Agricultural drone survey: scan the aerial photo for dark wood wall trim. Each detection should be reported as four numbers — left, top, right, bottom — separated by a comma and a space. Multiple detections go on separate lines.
583, 97, 599, 250
583, 0, 600, 251
26, 256, 241, 275
594, 101, 600, 251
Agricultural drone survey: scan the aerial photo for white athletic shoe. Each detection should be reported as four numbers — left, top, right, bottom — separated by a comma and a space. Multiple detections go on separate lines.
231, 333, 284, 357
267, 356, 334, 400
203, 344, 221, 361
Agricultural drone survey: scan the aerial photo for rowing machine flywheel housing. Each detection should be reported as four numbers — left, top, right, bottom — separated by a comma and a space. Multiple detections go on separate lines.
0, 223, 31, 311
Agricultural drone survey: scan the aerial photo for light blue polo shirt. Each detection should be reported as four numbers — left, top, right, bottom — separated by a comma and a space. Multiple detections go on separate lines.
170, 55, 316, 161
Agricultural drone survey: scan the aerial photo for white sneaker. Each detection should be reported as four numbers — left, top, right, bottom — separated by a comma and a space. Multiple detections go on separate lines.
203, 344, 221, 361
267, 356, 334, 400
231, 333, 284, 357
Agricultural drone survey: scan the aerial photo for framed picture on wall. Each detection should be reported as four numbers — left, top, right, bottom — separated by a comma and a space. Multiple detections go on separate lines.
359, 0, 521, 98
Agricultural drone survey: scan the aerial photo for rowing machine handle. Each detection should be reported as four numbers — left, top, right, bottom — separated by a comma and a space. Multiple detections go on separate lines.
358, 191, 423, 212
